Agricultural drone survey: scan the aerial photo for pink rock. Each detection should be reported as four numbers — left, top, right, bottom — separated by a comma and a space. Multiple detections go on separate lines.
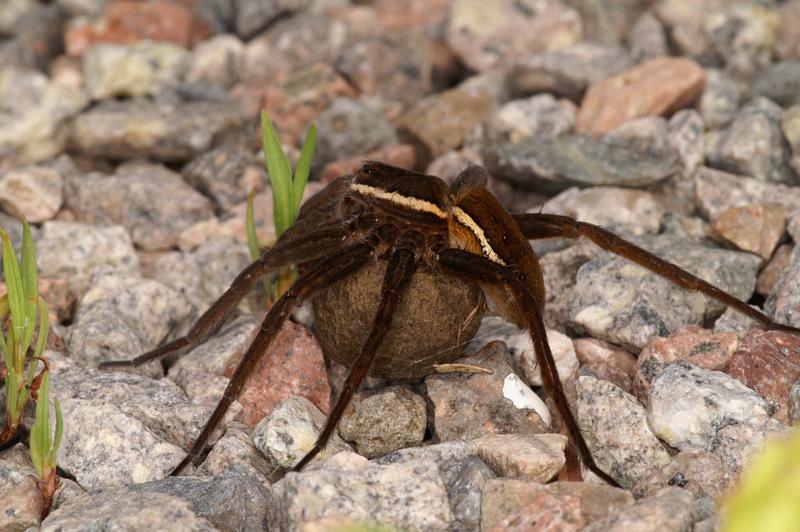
577, 57, 706, 134
711, 203, 786, 259
634, 326, 738, 402
224, 320, 331, 426
727, 328, 800, 424
757, 244, 793, 296
321, 144, 417, 182
492, 492, 585, 532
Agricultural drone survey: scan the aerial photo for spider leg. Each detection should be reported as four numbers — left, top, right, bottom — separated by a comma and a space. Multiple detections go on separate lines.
99, 226, 352, 369
436, 248, 619, 486
513, 213, 800, 334
172, 243, 373, 474
294, 247, 418, 471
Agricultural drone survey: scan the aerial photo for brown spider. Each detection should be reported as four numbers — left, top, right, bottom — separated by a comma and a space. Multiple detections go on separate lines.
101, 161, 800, 484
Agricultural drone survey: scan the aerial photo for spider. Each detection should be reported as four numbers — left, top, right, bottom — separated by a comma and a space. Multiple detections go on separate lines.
101, 161, 800, 484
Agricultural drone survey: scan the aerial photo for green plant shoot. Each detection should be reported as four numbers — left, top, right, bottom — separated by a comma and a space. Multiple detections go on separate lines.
0, 221, 51, 445
29, 366, 63, 516
246, 112, 317, 303
722, 429, 800, 532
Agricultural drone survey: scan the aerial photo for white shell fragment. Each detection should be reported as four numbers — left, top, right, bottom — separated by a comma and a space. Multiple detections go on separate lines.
502, 373, 551, 426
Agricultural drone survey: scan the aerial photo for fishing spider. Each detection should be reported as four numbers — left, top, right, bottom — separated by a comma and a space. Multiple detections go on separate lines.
101, 161, 800, 483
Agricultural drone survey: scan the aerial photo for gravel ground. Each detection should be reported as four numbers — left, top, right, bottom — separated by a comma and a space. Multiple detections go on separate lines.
1, 0, 800, 530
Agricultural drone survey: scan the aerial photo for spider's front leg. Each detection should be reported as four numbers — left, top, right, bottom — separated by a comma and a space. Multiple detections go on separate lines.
436, 248, 619, 487
513, 213, 800, 335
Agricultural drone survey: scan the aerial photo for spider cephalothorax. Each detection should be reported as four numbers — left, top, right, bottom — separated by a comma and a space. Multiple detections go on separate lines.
101, 161, 800, 483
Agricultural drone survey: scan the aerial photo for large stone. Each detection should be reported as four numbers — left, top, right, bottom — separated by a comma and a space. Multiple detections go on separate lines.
711, 203, 786, 259
0, 165, 63, 222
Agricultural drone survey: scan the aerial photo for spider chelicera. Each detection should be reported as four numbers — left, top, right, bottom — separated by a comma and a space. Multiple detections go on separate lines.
101, 161, 800, 484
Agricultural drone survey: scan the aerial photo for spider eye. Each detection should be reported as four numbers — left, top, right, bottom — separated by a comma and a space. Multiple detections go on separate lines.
361, 163, 375, 176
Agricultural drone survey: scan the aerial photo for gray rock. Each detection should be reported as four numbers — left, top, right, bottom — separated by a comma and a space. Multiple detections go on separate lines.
313, 97, 397, 168
125, 464, 270, 531
708, 98, 798, 185
65, 162, 214, 250
713, 305, 761, 337
376, 440, 474, 489
703, 2, 778, 78
471, 433, 567, 483
668, 110, 705, 176
268, 453, 451, 531
36, 221, 139, 298
486, 94, 575, 144
648, 361, 769, 451
234, 0, 310, 39
577, 376, 671, 489
583, 487, 696, 532
699, 69, 741, 129
0, 444, 42, 531
339, 386, 426, 459
42, 491, 216, 531
506, 42, 632, 99
170, 314, 259, 376
187, 34, 246, 88
252, 396, 351, 470
791, 380, 800, 425
695, 166, 800, 219
484, 134, 678, 193
425, 342, 548, 442
68, 99, 244, 163
197, 423, 272, 478
56, 0, 107, 16
633, 449, 734, 500
607, 116, 671, 155
711, 416, 789, 473
567, 234, 762, 350
751, 60, 800, 107
83, 41, 191, 100
66, 269, 192, 372
0, 67, 88, 163
542, 186, 664, 236
0, 165, 63, 222
150, 237, 253, 311
448, 456, 495, 532
539, 241, 602, 331
766, 245, 800, 328
629, 11, 668, 62
182, 142, 267, 213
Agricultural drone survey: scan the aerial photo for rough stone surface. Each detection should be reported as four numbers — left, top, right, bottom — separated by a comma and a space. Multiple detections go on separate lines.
68, 99, 244, 163
574, 337, 637, 395
699, 69, 741, 130
708, 98, 797, 185
425, 342, 548, 442
485, 133, 678, 193
757, 244, 793, 297
633, 449, 734, 500
65, 162, 214, 250
493, 491, 585, 531
506, 43, 632, 100
0, 444, 43, 531
634, 326, 739, 404
751, 60, 800, 107
648, 361, 770, 451
196, 423, 272, 479
267, 453, 451, 531
224, 321, 331, 427
36, 221, 139, 298
252, 396, 351, 470
0, 67, 88, 163
766, 245, 800, 328
567, 234, 762, 350
42, 491, 216, 531
66, 268, 192, 373
83, 41, 191, 100
695, 167, 800, 220
234, 0, 310, 39
539, 241, 602, 332
668, 109, 705, 176
187, 34, 245, 88
448, 456, 495, 531
577, 57, 706, 134
486, 94, 575, 145
339, 386, 426, 459
542, 186, 664, 236
445, 0, 582, 72
711, 203, 786, 259
0, 165, 63, 222
471, 433, 566, 483
712, 416, 789, 474
576, 376, 671, 489
582, 487, 696, 532
727, 328, 800, 424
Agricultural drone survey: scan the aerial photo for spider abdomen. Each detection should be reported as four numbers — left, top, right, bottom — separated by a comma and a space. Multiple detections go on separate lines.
312, 259, 484, 379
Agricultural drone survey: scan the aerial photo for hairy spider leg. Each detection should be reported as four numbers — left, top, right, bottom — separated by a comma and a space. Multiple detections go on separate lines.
98, 226, 352, 370
172, 243, 372, 473
437, 248, 620, 487
513, 213, 800, 335
294, 247, 418, 470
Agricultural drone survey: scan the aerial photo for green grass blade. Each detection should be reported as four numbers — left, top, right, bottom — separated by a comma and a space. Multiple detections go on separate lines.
30, 369, 49, 477
20, 220, 36, 355
34, 297, 49, 358
261, 111, 293, 236
0, 293, 8, 358
51, 397, 63, 464
245, 190, 261, 262
1, 229, 24, 351
292, 123, 317, 218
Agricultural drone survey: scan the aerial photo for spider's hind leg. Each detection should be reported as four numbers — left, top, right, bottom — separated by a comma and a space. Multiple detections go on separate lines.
513, 213, 800, 334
